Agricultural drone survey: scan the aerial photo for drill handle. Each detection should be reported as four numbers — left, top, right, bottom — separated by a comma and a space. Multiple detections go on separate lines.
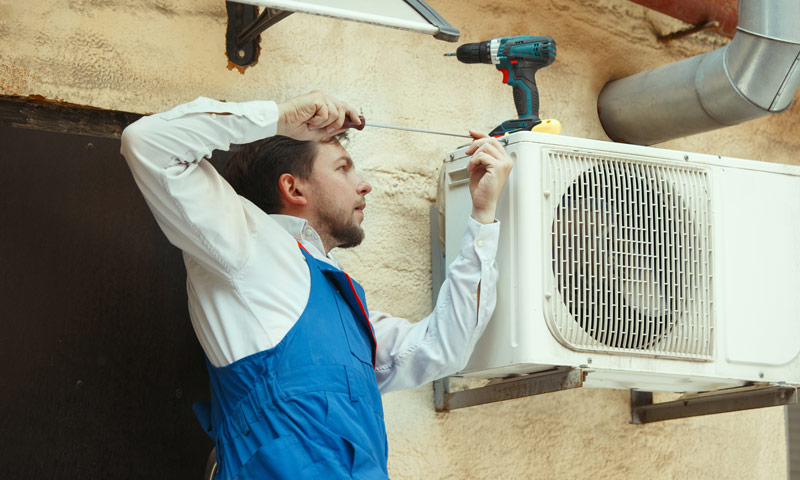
509, 61, 541, 123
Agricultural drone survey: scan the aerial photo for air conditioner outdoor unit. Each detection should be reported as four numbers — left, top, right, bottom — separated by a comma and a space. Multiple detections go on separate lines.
440, 132, 800, 392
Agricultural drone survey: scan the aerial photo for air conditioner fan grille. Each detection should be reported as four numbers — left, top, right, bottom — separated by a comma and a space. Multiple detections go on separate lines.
546, 151, 713, 359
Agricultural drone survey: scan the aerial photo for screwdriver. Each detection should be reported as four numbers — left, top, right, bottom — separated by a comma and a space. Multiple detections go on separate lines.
341, 116, 472, 139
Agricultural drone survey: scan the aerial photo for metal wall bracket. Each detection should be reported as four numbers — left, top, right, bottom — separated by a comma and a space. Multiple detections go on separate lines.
226, 2, 293, 67
434, 367, 586, 412
631, 385, 798, 424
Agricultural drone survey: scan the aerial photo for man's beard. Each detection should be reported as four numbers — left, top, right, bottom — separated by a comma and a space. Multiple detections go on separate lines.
317, 199, 365, 249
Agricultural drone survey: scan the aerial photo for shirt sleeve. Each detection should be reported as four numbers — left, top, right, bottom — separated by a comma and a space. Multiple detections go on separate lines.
373, 217, 500, 393
120, 97, 282, 277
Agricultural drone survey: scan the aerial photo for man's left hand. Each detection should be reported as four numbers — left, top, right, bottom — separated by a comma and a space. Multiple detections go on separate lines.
276, 90, 361, 142
464, 131, 514, 224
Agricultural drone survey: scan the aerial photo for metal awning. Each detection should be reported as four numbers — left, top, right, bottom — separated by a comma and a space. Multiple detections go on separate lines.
226, 0, 459, 67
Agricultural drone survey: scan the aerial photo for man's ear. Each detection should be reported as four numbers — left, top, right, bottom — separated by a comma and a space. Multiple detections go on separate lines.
278, 173, 308, 207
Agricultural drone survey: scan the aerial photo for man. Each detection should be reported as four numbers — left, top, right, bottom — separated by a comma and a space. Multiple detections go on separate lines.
121, 91, 512, 479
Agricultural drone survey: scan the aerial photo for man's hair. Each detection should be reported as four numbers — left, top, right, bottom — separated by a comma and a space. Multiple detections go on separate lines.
223, 133, 347, 214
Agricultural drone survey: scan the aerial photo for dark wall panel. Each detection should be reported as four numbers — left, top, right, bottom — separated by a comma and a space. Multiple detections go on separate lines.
0, 125, 224, 478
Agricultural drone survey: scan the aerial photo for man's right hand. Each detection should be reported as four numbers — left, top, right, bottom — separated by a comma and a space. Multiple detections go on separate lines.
276, 90, 361, 142
464, 131, 514, 224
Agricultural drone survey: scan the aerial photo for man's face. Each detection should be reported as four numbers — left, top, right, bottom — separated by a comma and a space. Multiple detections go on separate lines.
306, 141, 372, 250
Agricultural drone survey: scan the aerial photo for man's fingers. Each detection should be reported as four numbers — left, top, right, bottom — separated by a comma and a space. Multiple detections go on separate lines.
467, 142, 505, 171
469, 129, 488, 139
465, 133, 502, 156
326, 105, 349, 133
308, 102, 334, 128
473, 141, 504, 161
277, 91, 361, 140
467, 151, 494, 173
325, 107, 359, 136
302, 100, 325, 129
347, 107, 362, 126
308, 98, 356, 132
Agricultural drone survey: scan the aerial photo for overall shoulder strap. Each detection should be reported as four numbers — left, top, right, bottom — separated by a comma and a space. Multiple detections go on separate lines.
296, 242, 376, 367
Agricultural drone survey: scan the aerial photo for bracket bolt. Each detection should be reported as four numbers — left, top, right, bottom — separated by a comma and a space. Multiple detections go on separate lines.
759, 372, 764, 378
238, 49, 246, 58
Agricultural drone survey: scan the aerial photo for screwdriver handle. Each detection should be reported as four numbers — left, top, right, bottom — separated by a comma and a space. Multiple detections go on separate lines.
342, 115, 366, 131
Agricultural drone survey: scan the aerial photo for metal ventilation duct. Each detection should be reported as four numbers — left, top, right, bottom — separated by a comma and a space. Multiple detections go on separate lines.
598, 0, 800, 145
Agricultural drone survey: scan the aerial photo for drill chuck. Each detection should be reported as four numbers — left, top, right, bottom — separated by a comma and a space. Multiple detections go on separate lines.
455, 41, 492, 64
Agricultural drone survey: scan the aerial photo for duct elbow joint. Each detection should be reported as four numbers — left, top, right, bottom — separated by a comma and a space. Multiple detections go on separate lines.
598, 0, 800, 145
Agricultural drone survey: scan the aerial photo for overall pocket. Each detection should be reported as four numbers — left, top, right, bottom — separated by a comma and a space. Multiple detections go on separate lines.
235, 435, 320, 479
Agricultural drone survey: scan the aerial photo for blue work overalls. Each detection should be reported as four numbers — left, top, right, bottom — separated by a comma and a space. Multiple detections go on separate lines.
194, 246, 389, 479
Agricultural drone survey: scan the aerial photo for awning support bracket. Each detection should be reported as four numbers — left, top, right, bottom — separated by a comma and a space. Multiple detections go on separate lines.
226, 2, 293, 67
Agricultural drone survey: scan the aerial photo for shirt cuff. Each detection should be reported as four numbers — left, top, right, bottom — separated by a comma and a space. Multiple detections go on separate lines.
159, 97, 279, 137
238, 100, 279, 134
459, 216, 500, 263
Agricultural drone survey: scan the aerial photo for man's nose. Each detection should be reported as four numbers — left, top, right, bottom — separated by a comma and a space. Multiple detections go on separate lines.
356, 176, 372, 195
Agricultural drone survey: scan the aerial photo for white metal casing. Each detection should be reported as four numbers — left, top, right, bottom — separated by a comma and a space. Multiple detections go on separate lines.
441, 132, 800, 392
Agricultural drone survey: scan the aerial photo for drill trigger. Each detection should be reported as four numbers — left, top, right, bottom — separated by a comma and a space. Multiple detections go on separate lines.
499, 68, 510, 84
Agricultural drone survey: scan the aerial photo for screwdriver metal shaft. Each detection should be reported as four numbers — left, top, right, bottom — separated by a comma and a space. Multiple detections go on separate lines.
342, 116, 472, 139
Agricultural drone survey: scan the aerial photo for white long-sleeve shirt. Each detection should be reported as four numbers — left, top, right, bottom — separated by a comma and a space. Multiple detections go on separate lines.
120, 97, 500, 394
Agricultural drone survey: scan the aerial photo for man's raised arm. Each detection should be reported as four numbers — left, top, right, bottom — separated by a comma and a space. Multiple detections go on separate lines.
120, 97, 282, 276
120, 92, 360, 277
373, 133, 513, 392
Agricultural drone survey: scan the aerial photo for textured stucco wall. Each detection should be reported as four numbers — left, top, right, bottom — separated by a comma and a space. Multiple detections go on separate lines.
2, 0, 797, 478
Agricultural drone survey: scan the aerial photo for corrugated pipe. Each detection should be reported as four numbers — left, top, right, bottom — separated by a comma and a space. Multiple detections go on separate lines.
598, 0, 800, 145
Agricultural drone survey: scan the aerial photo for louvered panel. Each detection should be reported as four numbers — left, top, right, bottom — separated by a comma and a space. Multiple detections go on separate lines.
544, 149, 713, 359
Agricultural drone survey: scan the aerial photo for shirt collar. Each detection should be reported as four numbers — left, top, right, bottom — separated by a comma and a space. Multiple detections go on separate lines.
269, 214, 342, 269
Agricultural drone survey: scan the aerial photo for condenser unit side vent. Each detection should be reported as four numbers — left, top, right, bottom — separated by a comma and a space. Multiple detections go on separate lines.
542, 149, 714, 360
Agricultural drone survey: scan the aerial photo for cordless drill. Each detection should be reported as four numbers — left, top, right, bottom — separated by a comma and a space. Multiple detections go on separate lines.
448, 35, 557, 136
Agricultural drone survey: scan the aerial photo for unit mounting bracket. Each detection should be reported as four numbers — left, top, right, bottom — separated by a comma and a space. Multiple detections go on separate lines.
630, 384, 797, 424
434, 367, 587, 412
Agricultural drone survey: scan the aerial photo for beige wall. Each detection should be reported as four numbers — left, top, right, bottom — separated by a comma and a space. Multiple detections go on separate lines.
3, 0, 797, 478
